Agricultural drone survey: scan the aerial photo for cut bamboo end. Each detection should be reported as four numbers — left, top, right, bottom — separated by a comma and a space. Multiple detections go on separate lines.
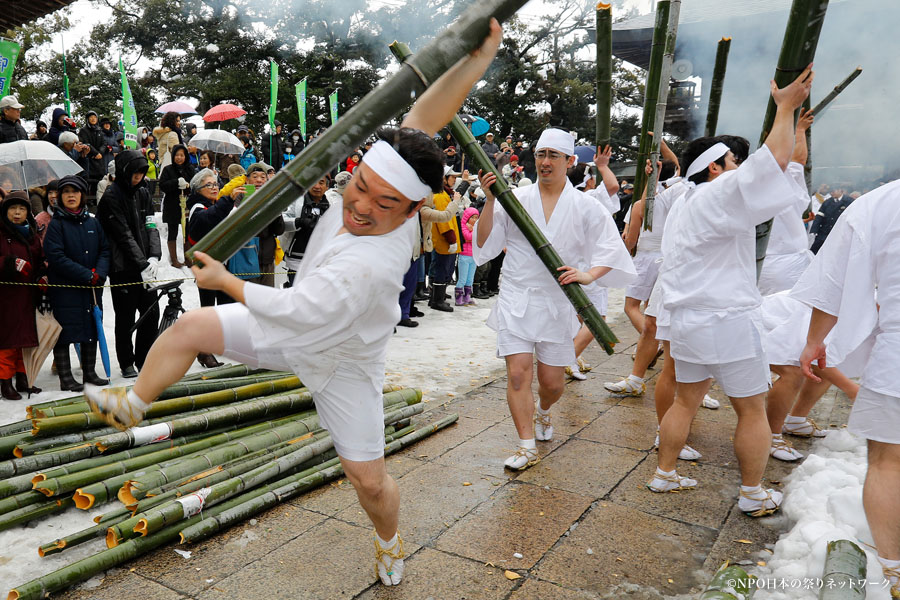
134, 519, 149, 537
12, 447, 23, 458
95, 441, 110, 453
179, 532, 187, 544
105, 528, 119, 548
8, 590, 21, 599
32, 409, 47, 419
73, 490, 95, 510
37, 540, 64, 557
118, 483, 139, 507
721, 36, 732, 41
25, 407, 33, 419
597, 2, 611, 9
30, 474, 46, 485
32, 486, 53, 497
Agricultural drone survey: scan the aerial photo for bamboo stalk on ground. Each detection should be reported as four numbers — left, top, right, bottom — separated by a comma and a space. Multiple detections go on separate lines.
595, 2, 612, 149
820, 539, 866, 600
754, 0, 830, 279
699, 562, 757, 599
389, 41, 619, 354
704, 37, 732, 137
0, 420, 32, 437
8, 414, 457, 600
0, 497, 74, 533
643, 0, 681, 231
0, 432, 34, 458
809, 66, 862, 117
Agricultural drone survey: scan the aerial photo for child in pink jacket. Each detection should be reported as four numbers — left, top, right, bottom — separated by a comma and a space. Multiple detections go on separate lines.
455, 207, 479, 306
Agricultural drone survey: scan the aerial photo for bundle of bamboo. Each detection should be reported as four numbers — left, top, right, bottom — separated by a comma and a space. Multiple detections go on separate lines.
0, 365, 457, 600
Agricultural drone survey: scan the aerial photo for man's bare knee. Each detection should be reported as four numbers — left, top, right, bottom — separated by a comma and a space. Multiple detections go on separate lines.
642, 316, 657, 339
343, 459, 389, 498
868, 440, 900, 467
506, 356, 533, 391
168, 308, 224, 354
731, 393, 767, 417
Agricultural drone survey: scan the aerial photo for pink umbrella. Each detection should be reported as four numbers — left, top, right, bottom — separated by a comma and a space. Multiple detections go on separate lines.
203, 104, 247, 123
155, 101, 197, 115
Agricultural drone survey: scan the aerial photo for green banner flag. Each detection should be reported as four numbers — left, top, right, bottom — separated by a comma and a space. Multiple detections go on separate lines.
0, 38, 21, 99
61, 37, 71, 114
118, 57, 138, 149
268, 61, 278, 164
329, 90, 338, 125
295, 78, 307, 141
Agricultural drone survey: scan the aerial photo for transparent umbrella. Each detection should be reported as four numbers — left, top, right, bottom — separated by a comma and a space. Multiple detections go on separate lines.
188, 129, 244, 155
0, 140, 83, 190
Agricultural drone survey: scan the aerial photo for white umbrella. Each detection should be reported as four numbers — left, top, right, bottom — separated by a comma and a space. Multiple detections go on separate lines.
0, 140, 83, 190
188, 129, 243, 155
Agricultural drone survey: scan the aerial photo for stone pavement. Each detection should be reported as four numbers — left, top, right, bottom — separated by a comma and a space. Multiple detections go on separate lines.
59, 321, 852, 600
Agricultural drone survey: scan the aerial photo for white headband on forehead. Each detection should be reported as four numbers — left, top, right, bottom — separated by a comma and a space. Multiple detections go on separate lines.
575, 164, 593, 189
361, 140, 432, 202
685, 142, 729, 180
535, 128, 575, 157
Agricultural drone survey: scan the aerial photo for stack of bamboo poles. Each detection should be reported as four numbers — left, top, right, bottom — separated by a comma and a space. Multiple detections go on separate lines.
1, 365, 458, 600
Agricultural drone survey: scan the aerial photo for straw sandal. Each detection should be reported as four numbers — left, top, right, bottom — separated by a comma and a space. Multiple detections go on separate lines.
84, 384, 145, 431
504, 446, 540, 470
782, 417, 827, 438
770, 437, 804, 462
880, 563, 900, 598
374, 534, 405, 586
646, 471, 697, 493
534, 412, 553, 441
738, 488, 783, 517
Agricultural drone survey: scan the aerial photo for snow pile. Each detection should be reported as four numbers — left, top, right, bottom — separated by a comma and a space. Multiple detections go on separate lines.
755, 430, 891, 600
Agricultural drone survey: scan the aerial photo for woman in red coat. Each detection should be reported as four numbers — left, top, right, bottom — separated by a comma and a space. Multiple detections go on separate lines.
0, 190, 47, 399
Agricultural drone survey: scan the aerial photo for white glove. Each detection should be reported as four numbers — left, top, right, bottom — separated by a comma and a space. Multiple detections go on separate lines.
448, 243, 458, 254
141, 258, 160, 288
177, 177, 189, 190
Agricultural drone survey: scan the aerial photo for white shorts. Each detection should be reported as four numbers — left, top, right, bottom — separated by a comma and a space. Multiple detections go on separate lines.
585, 284, 608, 317
215, 303, 386, 462
674, 355, 771, 398
626, 252, 662, 302
848, 386, 900, 444
757, 251, 812, 296
496, 330, 575, 367
644, 280, 669, 340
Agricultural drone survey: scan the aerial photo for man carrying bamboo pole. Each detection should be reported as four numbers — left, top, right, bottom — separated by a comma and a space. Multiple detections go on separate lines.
650, 65, 814, 518
474, 129, 635, 470
83, 21, 503, 587
794, 179, 900, 598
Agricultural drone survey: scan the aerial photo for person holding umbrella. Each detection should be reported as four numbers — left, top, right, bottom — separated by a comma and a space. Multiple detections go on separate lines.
44, 175, 111, 391
0, 189, 47, 399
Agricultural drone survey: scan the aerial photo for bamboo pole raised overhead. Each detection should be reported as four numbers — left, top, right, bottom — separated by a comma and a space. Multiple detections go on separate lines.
643, 0, 681, 231
389, 41, 619, 353
187, 0, 532, 264
810, 66, 862, 117
595, 2, 612, 149
704, 37, 732, 137
755, 0, 830, 279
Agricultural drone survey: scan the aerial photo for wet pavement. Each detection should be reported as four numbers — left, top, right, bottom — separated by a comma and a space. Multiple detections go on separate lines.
59, 321, 852, 599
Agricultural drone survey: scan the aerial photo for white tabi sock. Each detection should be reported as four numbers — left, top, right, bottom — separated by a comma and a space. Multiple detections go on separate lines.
375, 532, 404, 586
536, 404, 551, 416
628, 374, 644, 384
519, 437, 537, 450
785, 414, 807, 424
740, 484, 764, 499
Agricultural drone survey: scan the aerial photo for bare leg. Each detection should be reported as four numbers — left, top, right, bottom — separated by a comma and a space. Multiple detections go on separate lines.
573, 323, 593, 358
820, 367, 859, 401
654, 342, 676, 424
505, 353, 536, 439
632, 316, 659, 379
623, 296, 644, 335
536, 361, 566, 411
133, 308, 225, 402
767, 365, 805, 434
864, 440, 900, 561
731, 392, 771, 487
658, 379, 708, 472
787, 375, 831, 419
341, 456, 400, 541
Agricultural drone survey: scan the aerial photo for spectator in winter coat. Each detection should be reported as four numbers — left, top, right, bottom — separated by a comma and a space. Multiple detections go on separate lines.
35, 180, 59, 242
282, 175, 329, 285
58, 132, 91, 177
153, 111, 184, 167
0, 96, 27, 144
99, 117, 118, 167
455, 206, 479, 306
287, 129, 304, 156
244, 163, 284, 287
96, 150, 162, 377
428, 167, 462, 312
31, 120, 49, 141
97, 160, 115, 199
77, 111, 107, 193
157, 144, 195, 267
145, 148, 160, 198
236, 126, 257, 170
0, 190, 47, 399
45, 108, 77, 147
481, 132, 500, 165
44, 175, 111, 391
263, 121, 285, 171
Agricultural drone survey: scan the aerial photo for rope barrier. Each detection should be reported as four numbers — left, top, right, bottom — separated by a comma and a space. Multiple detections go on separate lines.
0, 273, 295, 289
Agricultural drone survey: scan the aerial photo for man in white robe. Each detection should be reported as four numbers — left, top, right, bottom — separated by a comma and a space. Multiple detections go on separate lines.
474, 128, 635, 470
649, 65, 814, 518
757, 109, 815, 295
794, 180, 900, 596
82, 21, 504, 587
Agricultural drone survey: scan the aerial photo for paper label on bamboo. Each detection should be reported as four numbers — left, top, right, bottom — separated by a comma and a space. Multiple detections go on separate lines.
176, 488, 211, 517
131, 423, 172, 446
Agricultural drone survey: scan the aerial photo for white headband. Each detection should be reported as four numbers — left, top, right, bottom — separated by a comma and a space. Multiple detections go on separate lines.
535, 128, 575, 156
685, 142, 729, 180
575, 164, 592, 189
361, 140, 432, 202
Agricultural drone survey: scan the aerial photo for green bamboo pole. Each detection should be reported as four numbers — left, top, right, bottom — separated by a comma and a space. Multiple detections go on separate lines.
32, 377, 303, 437
389, 42, 619, 354
632, 1, 671, 207
7, 414, 457, 600
704, 37, 732, 137
809, 66, 862, 117
186, 0, 530, 264
595, 2, 612, 149
0, 497, 73, 533
699, 563, 757, 599
642, 0, 680, 231
180, 414, 459, 544
0, 432, 34, 458
40, 516, 114, 558
0, 420, 32, 437
755, 0, 830, 279
820, 540, 866, 600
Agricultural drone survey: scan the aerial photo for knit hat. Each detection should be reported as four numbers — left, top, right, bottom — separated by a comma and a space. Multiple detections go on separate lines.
2, 190, 31, 212
227, 164, 246, 179
57, 174, 88, 195
334, 171, 352, 194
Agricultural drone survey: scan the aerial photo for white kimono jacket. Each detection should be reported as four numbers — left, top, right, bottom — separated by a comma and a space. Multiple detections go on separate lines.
757, 162, 813, 294
473, 180, 636, 344
244, 205, 416, 393
585, 186, 620, 216
658, 145, 795, 364
791, 180, 900, 396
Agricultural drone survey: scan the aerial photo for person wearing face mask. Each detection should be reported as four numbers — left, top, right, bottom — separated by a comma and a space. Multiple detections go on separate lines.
157, 145, 196, 267
44, 175, 111, 391
288, 129, 304, 156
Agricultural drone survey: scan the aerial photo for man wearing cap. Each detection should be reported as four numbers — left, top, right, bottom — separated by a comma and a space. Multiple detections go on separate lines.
481, 132, 500, 165
474, 127, 636, 470
244, 163, 285, 288
649, 66, 814, 518
84, 21, 502, 586
0, 96, 27, 144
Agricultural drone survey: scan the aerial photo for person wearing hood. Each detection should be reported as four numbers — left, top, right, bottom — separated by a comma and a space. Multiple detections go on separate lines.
0, 96, 27, 144
0, 189, 48, 399
263, 121, 285, 172
154, 111, 183, 168
45, 108, 76, 147
184, 122, 197, 145
287, 128, 304, 156
77, 111, 107, 194
98, 117, 118, 167
30, 120, 49, 141
44, 175, 111, 391
97, 150, 162, 378
158, 144, 195, 268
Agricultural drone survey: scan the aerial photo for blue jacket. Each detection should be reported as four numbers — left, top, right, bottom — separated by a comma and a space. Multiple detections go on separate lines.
44, 207, 110, 344
240, 147, 257, 170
